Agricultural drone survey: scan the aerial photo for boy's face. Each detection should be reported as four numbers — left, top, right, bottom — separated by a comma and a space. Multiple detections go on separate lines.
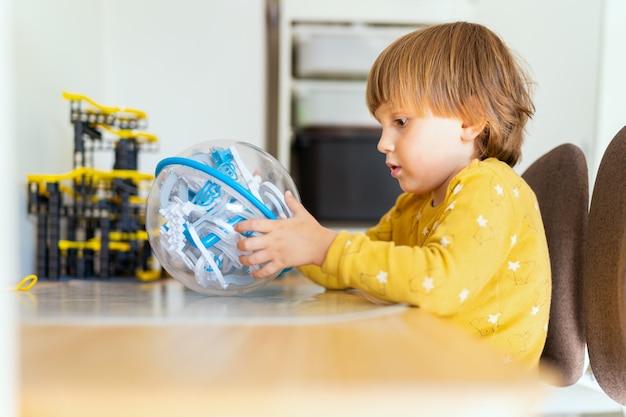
374, 103, 477, 206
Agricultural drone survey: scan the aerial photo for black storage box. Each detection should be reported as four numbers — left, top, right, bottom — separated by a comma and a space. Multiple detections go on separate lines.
294, 127, 402, 223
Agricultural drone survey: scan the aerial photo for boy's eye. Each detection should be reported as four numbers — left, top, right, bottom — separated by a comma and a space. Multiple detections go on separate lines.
394, 118, 408, 127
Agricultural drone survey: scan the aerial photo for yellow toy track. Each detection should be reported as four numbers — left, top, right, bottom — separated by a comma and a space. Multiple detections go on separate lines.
26, 92, 162, 282
62, 91, 147, 119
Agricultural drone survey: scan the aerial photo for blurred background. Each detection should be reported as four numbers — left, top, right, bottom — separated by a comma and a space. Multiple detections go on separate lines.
6, 0, 625, 278
3, 2, 626, 414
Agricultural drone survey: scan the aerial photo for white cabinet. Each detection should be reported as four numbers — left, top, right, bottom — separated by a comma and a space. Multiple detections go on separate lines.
290, 23, 416, 130
292, 80, 376, 128
292, 23, 415, 78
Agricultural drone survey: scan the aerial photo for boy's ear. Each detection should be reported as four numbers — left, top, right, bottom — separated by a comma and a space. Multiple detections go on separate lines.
461, 118, 487, 143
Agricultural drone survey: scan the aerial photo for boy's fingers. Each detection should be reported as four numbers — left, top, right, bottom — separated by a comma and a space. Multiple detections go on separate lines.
251, 263, 280, 279
234, 221, 247, 233
235, 218, 270, 234
285, 190, 305, 215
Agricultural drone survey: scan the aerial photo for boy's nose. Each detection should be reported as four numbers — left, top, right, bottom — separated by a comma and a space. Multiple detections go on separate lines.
377, 130, 393, 154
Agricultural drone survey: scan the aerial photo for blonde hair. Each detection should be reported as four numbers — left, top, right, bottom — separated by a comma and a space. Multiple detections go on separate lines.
366, 22, 534, 166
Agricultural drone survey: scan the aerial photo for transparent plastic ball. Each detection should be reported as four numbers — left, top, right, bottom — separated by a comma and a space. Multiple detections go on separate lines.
146, 140, 300, 296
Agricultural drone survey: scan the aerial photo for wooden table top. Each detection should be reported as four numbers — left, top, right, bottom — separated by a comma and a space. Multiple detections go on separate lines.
19, 272, 543, 417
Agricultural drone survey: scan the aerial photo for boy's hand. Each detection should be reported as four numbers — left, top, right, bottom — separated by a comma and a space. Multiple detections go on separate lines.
235, 191, 337, 279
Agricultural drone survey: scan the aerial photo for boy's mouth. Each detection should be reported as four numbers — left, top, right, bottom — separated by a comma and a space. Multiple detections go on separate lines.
386, 162, 401, 178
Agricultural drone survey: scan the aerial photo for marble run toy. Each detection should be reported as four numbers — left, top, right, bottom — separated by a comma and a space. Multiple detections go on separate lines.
26, 92, 160, 281
146, 140, 300, 296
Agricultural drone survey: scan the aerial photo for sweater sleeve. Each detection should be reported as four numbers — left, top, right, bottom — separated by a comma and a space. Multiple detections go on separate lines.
297, 264, 348, 290
296, 199, 404, 289
318, 171, 520, 316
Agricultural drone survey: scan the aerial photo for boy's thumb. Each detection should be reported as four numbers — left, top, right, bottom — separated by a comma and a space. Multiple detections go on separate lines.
284, 190, 301, 213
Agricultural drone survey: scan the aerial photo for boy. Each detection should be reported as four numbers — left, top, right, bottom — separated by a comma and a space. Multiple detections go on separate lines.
235, 22, 550, 369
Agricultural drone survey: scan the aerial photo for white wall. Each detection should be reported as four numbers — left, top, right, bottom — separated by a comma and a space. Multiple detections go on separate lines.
594, 0, 626, 177
13, 0, 266, 277
14, 0, 106, 277
471, 0, 603, 174
100, 0, 267, 173
1, 0, 17, 414
15, 0, 105, 173
473, 0, 626, 184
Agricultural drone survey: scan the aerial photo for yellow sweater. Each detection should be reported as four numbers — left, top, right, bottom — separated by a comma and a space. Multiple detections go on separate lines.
299, 158, 551, 368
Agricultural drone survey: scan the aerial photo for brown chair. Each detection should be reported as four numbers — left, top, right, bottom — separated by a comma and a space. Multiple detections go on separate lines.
583, 125, 626, 406
522, 143, 589, 386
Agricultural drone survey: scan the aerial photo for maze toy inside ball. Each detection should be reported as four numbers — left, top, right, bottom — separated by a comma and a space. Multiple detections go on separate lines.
146, 140, 300, 296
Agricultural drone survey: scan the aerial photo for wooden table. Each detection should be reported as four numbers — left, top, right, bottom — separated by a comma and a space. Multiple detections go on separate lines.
19, 272, 543, 417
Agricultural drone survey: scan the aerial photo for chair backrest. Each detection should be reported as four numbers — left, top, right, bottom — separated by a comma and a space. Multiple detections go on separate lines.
583, 126, 626, 405
522, 143, 589, 386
